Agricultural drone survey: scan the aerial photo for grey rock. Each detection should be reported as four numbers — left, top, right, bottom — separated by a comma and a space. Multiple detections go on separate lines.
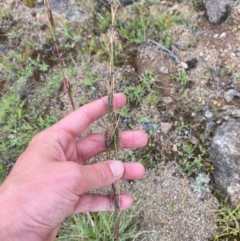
51, 0, 70, 13
66, 9, 88, 22
0, 45, 8, 54
229, 109, 240, 118
205, 0, 231, 24
142, 122, 156, 134
209, 119, 240, 206
224, 89, 240, 102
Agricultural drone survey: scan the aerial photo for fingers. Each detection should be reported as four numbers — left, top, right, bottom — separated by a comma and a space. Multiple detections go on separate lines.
73, 194, 133, 213
72, 161, 144, 194
122, 162, 145, 180
76, 131, 148, 162
51, 93, 126, 138
75, 161, 124, 193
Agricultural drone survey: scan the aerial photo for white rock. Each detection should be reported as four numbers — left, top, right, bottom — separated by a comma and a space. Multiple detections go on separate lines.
160, 66, 169, 74
178, 62, 188, 69
219, 32, 226, 38
162, 97, 174, 104
205, 110, 214, 119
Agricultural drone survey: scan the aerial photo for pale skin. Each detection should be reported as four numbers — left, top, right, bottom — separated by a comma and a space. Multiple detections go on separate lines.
0, 93, 148, 241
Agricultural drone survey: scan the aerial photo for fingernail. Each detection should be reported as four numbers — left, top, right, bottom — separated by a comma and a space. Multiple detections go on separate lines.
109, 161, 124, 177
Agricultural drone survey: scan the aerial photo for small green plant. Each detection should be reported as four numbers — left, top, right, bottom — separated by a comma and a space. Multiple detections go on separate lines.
154, 11, 180, 48
179, 143, 204, 176
213, 200, 240, 240
83, 71, 101, 87
204, 68, 212, 78
59, 21, 82, 43
124, 84, 145, 105
0, 9, 10, 20
96, 11, 112, 32
116, 105, 131, 118
124, 70, 158, 106
117, 14, 154, 44
147, 91, 160, 107
138, 116, 150, 124
154, 11, 180, 31
174, 70, 189, 87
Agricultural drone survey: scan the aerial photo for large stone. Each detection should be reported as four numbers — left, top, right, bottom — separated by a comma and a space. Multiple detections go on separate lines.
51, 0, 70, 13
209, 119, 240, 206
205, 0, 231, 24
66, 9, 88, 22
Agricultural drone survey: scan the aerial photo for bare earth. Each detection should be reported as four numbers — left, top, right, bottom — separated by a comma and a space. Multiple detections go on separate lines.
1, 0, 240, 240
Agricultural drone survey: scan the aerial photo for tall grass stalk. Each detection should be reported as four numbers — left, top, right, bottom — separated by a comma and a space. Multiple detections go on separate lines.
104, 1, 122, 240
43, 0, 75, 110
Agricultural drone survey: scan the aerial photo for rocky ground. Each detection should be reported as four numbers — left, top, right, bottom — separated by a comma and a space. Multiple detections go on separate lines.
1, 0, 240, 240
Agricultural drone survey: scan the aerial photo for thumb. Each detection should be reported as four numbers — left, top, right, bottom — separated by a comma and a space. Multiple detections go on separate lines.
79, 160, 124, 192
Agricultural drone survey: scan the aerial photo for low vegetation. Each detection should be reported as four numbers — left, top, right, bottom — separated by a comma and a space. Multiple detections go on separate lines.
0, 0, 239, 240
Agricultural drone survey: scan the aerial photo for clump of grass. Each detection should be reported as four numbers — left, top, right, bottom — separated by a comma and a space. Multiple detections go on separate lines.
213, 200, 240, 240
124, 70, 158, 106
116, 2, 180, 46
0, 73, 61, 161
56, 201, 145, 241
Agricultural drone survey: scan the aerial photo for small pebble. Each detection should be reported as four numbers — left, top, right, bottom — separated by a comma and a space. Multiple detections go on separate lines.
162, 97, 173, 104
160, 66, 169, 74
160, 122, 173, 134
213, 34, 219, 39
178, 62, 188, 69
189, 136, 199, 145
219, 32, 226, 38
172, 144, 178, 152
204, 110, 214, 119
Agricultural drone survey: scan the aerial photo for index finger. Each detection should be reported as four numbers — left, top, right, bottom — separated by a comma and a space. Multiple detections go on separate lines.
51, 93, 126, 138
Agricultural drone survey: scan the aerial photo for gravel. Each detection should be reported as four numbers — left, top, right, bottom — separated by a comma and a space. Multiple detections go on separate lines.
127, 163, 219, 241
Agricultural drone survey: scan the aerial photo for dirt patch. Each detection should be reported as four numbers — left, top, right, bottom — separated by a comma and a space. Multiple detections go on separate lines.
1, 0, 240, 240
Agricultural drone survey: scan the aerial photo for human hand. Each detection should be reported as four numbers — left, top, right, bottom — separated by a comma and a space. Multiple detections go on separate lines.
0, 93, 148, 241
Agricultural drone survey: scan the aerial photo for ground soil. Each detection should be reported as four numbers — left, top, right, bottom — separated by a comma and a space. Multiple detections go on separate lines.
1, 0, 240, 240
